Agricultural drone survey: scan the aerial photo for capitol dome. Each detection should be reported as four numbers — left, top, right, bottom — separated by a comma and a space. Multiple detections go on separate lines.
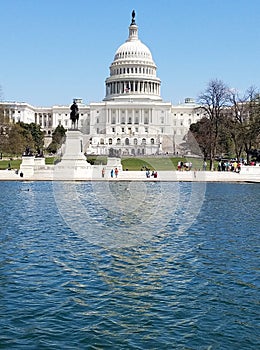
104, 11, 161, 101
114, 40, 153, 63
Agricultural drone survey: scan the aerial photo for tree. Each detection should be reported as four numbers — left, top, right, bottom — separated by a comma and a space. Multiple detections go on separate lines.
243, 89, 260, 162
189, 117, 212, 159
18, 122, 44, 153
4, 123, 34, 156
198, 79, 230, 170
226, 87, 260, 162
47, 125, 66, 154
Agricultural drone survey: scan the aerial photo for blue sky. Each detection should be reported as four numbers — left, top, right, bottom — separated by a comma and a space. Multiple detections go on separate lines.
1, 0, 259, 106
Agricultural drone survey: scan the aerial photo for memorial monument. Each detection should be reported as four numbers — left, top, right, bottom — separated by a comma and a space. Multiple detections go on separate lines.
54, 100, 92, 180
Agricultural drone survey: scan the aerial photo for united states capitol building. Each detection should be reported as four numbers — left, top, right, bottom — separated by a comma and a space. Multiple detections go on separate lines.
1, 11, 203, 156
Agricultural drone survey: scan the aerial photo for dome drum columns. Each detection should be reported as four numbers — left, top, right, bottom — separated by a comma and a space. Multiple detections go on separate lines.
106, 80, 160, 97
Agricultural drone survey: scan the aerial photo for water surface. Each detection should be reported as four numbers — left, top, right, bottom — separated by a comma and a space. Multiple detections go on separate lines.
0, 182, 259, 349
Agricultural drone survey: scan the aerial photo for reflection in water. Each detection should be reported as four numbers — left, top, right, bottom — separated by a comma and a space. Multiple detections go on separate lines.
53, 181, 206, 248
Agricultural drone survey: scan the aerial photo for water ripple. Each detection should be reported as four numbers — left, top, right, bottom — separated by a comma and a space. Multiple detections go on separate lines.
0, 182, 259, 349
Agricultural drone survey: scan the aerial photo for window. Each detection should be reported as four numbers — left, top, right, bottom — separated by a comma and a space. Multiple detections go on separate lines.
145, 127, 148, 133
112, 127, 115, 132
100, 138, 104, 145
151, 138, 155, 145
125, 138, 129, 145
144, 117, 148, 124
128, 117, 132, 124
142, 138, 146, 145
108, 138, 112, 145
134, 138, 138, 145
116, 138, 121, 145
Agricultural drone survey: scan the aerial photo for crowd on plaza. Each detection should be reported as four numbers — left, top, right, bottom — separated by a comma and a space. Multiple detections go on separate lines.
177, 161, 193, 171
217, 160, 241, 172
217, 159, 258, 172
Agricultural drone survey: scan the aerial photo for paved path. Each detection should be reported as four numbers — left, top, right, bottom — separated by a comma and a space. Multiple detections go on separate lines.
0, 168, 259, 182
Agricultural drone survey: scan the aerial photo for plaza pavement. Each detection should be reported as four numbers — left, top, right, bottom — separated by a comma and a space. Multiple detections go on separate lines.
0, 167, 259, 183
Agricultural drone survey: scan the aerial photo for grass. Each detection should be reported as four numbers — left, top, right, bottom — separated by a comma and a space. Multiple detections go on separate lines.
45, 157, 55, 165
0, 159, 22, 170
121, 157, 206, 171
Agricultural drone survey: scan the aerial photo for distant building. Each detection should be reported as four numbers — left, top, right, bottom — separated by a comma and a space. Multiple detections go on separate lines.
0, 12, 203, 155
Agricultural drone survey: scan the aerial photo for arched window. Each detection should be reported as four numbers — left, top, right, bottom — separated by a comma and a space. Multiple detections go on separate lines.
125, 138, 129, 145
134, 138, 138, 145
108, 138, 112, 145
116, 138, 121, 145
151, 138, 155, 145
142, 138, 146, 145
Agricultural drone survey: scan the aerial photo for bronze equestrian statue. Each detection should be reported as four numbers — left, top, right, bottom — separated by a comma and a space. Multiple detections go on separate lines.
70, 100, 79, 129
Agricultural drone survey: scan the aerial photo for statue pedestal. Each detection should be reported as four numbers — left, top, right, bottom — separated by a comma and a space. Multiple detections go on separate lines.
34, 157, 45, 168
106, 157, 123, 171
20, 156, 35, 176
54, 130, 92, 180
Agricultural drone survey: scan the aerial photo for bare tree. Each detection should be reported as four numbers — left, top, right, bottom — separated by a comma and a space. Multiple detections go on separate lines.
198, 79, 230, 170
243, 88, 260, 163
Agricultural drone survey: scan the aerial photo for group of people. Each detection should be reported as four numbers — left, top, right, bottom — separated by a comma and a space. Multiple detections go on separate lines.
217, 160, 241, 172
101, 167, 119, 178
146, 169, 158, 178
177, 161, 193, 171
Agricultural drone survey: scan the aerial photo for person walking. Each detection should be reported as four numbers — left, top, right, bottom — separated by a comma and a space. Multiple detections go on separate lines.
115, 167, 119, 178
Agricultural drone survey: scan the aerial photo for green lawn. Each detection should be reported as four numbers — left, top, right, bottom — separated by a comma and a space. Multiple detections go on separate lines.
0, 159, 22, 170
121, 157, 206, 171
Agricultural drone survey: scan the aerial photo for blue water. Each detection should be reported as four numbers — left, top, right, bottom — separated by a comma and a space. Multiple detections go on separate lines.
0, 181, 259, 349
